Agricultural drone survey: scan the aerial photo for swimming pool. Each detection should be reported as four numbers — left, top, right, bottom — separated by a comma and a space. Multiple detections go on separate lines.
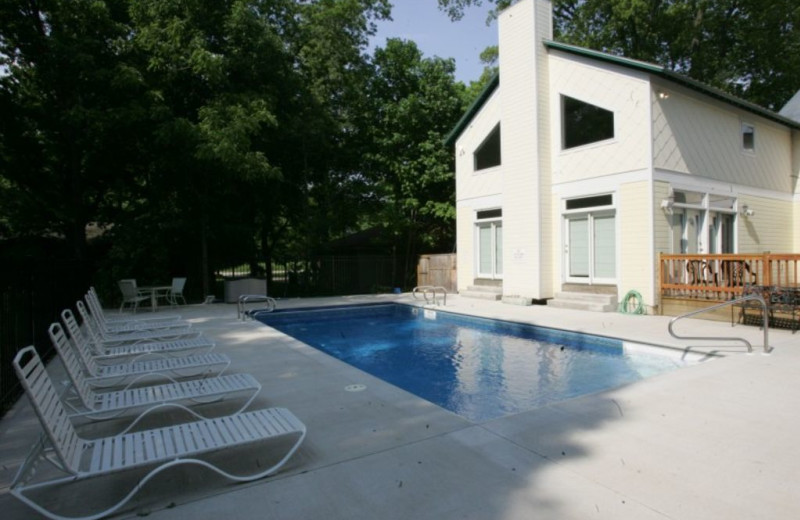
257, 304, 693, 422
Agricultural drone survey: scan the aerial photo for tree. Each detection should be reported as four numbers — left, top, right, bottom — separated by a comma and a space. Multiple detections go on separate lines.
0, 0, 149, 261
463, 45, 498, 104
438, 0, 800, 110
273, 0, 392, 261
362, 39, 467, 283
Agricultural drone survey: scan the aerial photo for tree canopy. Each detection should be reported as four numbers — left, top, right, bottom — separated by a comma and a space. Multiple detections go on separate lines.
0, 0, 466, 297
439, 0, 800, 110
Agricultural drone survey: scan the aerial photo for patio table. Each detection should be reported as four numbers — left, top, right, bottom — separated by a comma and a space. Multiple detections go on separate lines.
138, 285, 171, 312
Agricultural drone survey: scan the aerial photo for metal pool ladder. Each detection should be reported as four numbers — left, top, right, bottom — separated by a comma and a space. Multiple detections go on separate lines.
668, 294, 771, 354
238, 294, 278, 320
412, 286, 448, 306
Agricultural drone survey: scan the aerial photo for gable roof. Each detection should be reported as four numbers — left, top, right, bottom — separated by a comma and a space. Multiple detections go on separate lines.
445, 40, 800, 147
546, 41, 800, 131
444, 73, 499, 147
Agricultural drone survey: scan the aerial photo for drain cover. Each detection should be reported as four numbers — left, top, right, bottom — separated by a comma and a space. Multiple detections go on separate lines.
345, 384, 367, 392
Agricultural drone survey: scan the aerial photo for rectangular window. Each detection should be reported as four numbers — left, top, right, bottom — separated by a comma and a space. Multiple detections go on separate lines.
566, 194, 613, 211
476, 208, 502, 220
742, 123, 755, 152
561, 95, 614, 149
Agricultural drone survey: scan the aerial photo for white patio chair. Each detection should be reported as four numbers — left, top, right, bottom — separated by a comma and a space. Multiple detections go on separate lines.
57, 317, 229, 387
117, 279, 149, 313
76, 300, 197, 346
85, 290, 186, 334
167, 277, 187, 306
11, 346, 306, 520
49, 325, 261, 420
67, 307, 213, 360
89, 287, 181, 326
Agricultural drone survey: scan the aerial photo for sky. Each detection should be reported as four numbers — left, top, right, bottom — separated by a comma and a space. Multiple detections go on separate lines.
369, 1, 498, 84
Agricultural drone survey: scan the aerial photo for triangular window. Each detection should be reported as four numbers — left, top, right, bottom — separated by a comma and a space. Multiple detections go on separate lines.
474, 124, 501, 170
562, 96, 614, 149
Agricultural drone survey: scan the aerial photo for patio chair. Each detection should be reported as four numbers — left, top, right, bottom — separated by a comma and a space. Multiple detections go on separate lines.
85, 290, 186, 334
167, 277, 188, 306
77, 300, 197, 346
118, 279, 149, 313
49, 326, 261, 420
11, 346, 306, 520
57, 317, 229, 387
88, 287, 182, 326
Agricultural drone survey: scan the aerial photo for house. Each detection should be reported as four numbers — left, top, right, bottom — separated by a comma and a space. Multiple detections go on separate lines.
447, 0, 800, 313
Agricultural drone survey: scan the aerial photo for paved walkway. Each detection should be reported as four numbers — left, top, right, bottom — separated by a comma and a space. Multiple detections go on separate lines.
1, 294, 798, 519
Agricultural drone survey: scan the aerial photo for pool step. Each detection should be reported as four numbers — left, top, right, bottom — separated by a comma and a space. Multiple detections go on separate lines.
460, 285, 503, 301
547, 291, 618, 312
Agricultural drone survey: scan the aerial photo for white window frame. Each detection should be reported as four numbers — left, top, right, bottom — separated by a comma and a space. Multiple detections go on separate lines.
562, 194, 617, 285
474, 209, 503, 279
741, 122, 755, 154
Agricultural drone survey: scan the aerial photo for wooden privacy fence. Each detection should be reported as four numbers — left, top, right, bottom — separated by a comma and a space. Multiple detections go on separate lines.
417, 254, 457, 293
660, 253, 800, 300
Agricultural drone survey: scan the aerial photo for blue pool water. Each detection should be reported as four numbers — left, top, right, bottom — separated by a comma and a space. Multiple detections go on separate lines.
257, 304, 689, 422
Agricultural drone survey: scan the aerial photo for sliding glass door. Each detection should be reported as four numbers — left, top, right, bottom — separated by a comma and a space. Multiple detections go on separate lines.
565, 212, 616, 284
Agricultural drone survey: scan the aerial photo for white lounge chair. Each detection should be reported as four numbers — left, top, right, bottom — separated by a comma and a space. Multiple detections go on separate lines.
77, 301, 194, 345
11, 346, 306, 520
49, 325, 261, 420
64, 308, 213, 360
117, 279, 149, 313
85, 289, 185, 334
54, 319, 229, 387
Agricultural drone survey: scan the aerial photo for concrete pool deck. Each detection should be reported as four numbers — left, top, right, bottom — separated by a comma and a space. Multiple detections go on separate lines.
1, 294, 798, 519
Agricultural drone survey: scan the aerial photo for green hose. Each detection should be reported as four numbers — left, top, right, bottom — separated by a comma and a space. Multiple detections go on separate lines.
618, 290, 646, 315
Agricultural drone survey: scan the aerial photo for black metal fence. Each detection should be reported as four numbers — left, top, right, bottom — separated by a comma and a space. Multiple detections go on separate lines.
215, 255, 408, 298
0, 260, 88, 417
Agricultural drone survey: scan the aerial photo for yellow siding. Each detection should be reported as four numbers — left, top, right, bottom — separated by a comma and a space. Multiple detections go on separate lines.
454, 90, 502, 202
653, 87, 793, 193
549, 54, 651, 183
793, 131, 800, 252
454, 80, 502, 289
455, 204, 475, 291
652, 181, 673, 255
619, 182, 655, 309
548, 192, 562, 295
737, 195, 795, 253
651, 181, 673, 310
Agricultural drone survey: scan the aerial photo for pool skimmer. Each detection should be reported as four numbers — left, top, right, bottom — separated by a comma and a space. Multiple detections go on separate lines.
345, 384, 367, 392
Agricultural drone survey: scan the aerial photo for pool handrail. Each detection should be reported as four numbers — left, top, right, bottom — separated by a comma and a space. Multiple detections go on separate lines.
667, 294, 770, 354
238, 294, 277, 320
413, 285, 447, 307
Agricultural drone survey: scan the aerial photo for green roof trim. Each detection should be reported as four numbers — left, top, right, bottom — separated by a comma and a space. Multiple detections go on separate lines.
544, 40, 800, 131
444, 73, 499, 147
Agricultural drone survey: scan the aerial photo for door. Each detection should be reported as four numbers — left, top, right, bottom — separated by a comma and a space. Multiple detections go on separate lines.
477, 221, 503, 279
709, 212, 734, 254
565, 213, 616, 284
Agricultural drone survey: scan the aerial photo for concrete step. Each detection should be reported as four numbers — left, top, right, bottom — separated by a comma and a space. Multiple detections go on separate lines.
461, 284, 503, 301
547, 291, 618, 312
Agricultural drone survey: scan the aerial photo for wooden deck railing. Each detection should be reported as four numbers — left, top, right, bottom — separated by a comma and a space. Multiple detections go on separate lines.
660, 253, 800, 301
